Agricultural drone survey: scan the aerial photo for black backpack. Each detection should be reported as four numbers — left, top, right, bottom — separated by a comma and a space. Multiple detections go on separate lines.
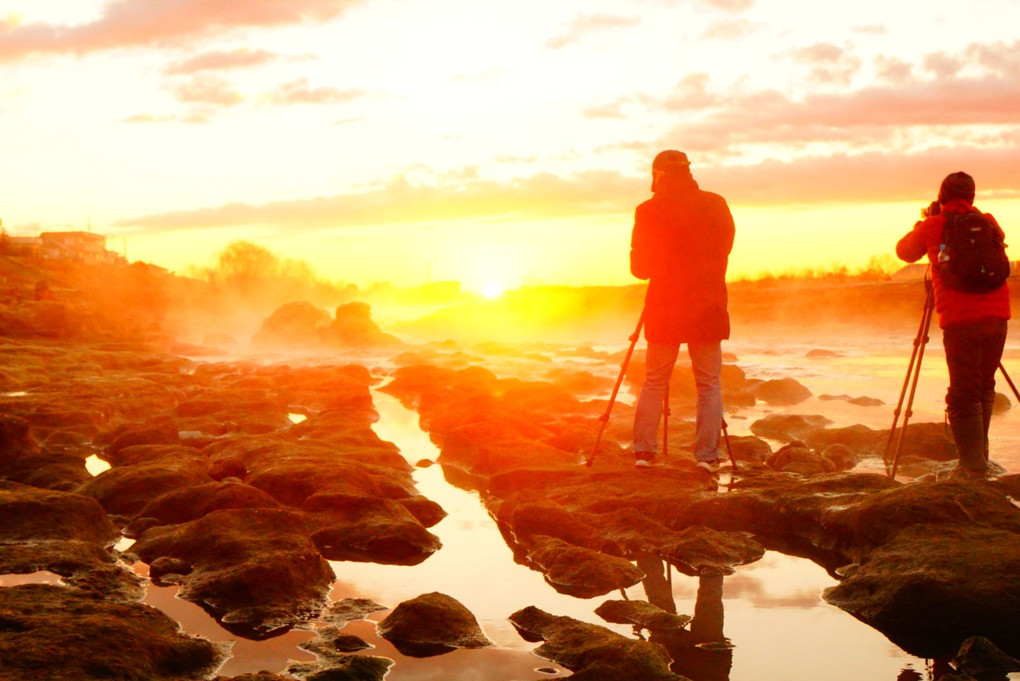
939, 212, 1010, 292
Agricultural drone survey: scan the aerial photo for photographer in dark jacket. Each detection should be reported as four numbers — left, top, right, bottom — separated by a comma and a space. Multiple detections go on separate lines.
630, 150, 735, 471
896, 171, 1011, 478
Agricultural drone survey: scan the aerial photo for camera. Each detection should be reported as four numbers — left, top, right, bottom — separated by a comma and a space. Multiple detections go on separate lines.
921, 201, 941, 219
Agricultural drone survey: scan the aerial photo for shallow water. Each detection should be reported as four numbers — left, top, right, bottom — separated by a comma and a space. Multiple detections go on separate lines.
148, 379, 1017, 680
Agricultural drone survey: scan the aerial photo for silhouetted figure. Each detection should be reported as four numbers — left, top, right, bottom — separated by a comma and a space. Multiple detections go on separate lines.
896, 172, 1010, 478
630, 150, 735, 473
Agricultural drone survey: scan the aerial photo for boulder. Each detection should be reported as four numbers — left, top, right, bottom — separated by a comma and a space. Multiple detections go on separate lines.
324, 301, 403, 348
509, 606, 686, 680
377, 592, 492, 657
302, 493, 442, 565
659, 526, 765, 576
0, 584, 224, 680
251, 301, 331, 348
824, 523, 1020, 658
526, 535, 645, 598
131, 507, 335, 634
0, 481, 119, 544
595, 599, 692, 632
754, 377, 812, 405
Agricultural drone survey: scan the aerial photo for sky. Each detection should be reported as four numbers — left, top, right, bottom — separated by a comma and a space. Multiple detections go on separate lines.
2, 0, 1020, 293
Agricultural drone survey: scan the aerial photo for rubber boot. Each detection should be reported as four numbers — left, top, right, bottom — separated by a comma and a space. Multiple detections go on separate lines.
981, 393, 996, 461
948, 408, 987, 478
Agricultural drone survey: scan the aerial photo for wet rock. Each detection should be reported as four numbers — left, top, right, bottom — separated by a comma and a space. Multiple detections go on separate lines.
77, 447, 214, 517
767, 441, 837, 475
819, 393, 884, 407
754, 377, 812, 405
324, 301, 404, 348
508, 605, 685, 680
289, 655, 393, 681
0, 481, 119, 544
302, 493, 442, 565
952, 636, 1020, 676
377, 592, 492, 657
526, 535, 645, 598
750, 413, 833, 441
659, 526, 765, 576
320, 598, 387, 625
131, 507, 335, 634
0, 583, 225, 680
824, 523, 1020, 657
252, 301, 331, 348
0, 539, 142, 600
821, 479, 1020, 561
723, 434, 772, 466
105, 425, 181, 461
125, 480, 283, 537
595, 599, 692, 632
215, 673, 294, 681
993, 392, 1011, 413
821, 443, 861, 471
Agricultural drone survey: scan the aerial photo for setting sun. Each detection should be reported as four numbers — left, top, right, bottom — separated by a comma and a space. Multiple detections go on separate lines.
481, 282, 505, 300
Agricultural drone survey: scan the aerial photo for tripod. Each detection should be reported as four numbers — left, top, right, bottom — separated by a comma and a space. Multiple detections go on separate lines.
585, 310, 739, 472
885, 275, 1020, 479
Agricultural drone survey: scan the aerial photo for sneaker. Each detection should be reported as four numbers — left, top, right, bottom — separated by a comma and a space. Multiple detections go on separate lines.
634, 452, 656, 468
695, 460, 720, 475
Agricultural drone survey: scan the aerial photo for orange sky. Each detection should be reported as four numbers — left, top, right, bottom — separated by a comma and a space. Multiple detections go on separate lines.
3, 0, 1020, 292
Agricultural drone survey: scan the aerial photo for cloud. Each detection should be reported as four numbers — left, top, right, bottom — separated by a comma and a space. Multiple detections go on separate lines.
700, 0, 754, 12
547, 13, 640, 49
265, 78, 364, 105
114, 142, 1020, 236
171, 75, 244, 107
116, 171, 645, 232
165, 48, 280, 75
122, 112, 211, 124
701, 19, 755, 40
0, 0, 365, 61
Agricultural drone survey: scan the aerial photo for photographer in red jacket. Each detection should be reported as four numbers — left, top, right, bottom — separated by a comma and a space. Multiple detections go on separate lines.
896, 171, 1011, 478
630, 150, 735, 471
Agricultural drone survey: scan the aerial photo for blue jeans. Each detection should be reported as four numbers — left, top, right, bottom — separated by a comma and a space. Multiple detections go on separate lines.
633, 341, 723, 462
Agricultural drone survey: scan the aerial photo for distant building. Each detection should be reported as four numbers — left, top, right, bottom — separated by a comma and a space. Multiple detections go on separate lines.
40, 231, 108, 263
6, 236, 43, 258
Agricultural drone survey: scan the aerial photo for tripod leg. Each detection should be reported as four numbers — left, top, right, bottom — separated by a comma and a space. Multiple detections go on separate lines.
885, 287, 934, 469
888, 296, 934, 479
662, 382, 670, 462
722, 419, 738, 473
998, 362, 1020, 403
586, 310, 645, 467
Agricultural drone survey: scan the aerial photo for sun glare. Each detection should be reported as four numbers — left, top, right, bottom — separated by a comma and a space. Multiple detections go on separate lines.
481, 282, 504, 299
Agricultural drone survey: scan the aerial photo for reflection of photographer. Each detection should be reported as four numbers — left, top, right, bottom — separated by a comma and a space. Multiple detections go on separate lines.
895, 172, 1010, 478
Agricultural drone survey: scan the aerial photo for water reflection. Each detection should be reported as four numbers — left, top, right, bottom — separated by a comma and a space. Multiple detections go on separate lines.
634, 557, 733, 681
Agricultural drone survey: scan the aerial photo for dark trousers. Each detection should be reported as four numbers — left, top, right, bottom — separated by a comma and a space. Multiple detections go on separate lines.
942, 318, 1008, 417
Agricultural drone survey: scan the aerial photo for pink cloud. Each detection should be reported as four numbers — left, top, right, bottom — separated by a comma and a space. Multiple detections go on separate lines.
0, 0, 364, 61
165, 48, 279, 75
171, 75, 244, 107
547, 13, 640, 49
266, 78, 363, 105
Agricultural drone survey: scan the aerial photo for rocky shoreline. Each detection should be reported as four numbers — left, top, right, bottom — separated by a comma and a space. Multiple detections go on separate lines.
2, 258, 1020, 680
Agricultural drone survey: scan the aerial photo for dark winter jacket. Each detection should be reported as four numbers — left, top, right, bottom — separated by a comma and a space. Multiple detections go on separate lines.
630, 176, 735, 344
896, 199, 1011, 329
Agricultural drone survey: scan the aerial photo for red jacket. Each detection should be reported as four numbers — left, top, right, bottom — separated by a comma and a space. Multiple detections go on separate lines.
630, 178, 734, 344
896, 199, 1011, 328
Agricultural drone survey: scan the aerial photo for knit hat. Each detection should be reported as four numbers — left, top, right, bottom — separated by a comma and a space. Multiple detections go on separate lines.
652, 150, 691, 171
938, 171, 975, 204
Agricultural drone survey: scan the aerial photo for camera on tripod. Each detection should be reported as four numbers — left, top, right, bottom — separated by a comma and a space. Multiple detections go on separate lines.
921, 201, 941, 219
